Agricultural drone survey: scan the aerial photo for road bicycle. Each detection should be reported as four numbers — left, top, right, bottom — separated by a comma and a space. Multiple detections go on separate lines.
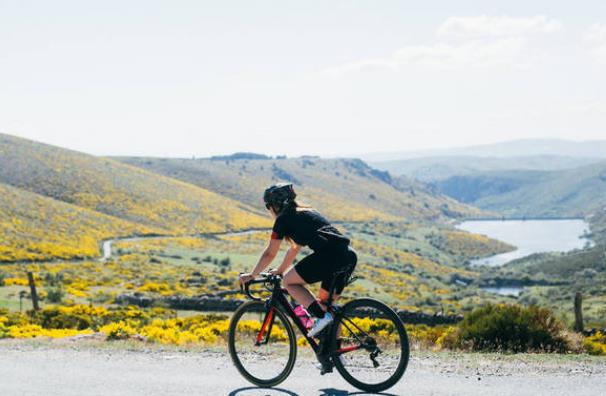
228, 268, 409, 393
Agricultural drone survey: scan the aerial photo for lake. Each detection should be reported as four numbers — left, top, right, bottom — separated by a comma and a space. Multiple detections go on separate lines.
456, 219, 592, 267
479, 286, 524, 297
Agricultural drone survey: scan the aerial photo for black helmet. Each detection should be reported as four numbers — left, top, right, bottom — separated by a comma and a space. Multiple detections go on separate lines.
263, 183, 296, 211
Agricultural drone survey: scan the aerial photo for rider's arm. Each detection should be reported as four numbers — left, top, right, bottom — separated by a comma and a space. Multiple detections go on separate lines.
250, 238, 282, 277
274, 241, 301, 275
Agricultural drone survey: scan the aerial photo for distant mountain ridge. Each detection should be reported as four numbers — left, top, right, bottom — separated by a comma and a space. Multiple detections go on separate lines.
359, 138, 606, 162
369, 155, 602, 181
116, 155, 486, 222
433, 160, 606, 218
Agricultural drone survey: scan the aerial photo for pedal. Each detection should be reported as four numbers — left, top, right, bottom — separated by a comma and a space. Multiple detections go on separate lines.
320, 363, 333, 375
317, 354, 334, 375
371, 358, 380, 368
370, 349, 381, 368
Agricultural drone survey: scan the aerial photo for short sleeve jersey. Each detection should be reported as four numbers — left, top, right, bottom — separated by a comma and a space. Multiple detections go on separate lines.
271, 208, 344, 252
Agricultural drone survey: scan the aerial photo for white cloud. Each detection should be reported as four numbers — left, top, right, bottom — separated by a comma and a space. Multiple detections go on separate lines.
323, 15, 561, 75
584, 23, 606, 63
393, 37, 527, 68
436, 15, 562, 39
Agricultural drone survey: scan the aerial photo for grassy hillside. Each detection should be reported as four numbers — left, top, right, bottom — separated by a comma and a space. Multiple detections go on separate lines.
0, 182, 158, 262
116, 155, 484, 222
0, 134, 270, 234
433, 161, 606, 218
478, 244, 606, 326
0, 219, 514, 315
589, 209, 606, 244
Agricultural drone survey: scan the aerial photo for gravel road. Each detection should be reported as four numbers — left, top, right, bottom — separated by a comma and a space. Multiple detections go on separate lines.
1, 341, 604, 396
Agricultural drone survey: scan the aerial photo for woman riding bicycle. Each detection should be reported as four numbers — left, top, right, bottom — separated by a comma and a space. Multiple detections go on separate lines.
239, 182, 357, 338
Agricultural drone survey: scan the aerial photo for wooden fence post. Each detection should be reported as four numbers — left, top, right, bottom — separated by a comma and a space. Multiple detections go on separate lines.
27, 272, 40, 311
574, 292, 583, 333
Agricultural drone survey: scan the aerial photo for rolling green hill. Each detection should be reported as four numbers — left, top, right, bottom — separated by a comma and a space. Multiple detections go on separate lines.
433, 161, 606, 218
0, 133, 488, 264
0, 182, 158, 261
116, 155, 485, 222
588, 208, 606, 244
0, 134, 270, 235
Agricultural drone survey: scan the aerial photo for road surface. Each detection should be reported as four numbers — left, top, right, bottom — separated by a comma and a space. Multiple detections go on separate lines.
0, 341, 604, 395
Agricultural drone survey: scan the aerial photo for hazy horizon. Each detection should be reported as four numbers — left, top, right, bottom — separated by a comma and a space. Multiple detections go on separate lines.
5, 132, 606, 160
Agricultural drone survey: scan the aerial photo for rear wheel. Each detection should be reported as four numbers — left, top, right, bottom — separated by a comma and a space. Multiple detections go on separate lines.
228, 301, 297, 387
330, 298, 409, 392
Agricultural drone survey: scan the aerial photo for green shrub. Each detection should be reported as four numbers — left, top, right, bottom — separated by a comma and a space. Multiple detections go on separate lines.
35, 307, 93, 330
455, 303, 568, 352
0, 309, 29, 327
46, 287, 65, 303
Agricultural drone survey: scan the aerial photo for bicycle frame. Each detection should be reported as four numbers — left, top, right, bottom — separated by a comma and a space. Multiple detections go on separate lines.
248, 276, 367, 358
255, 282, 322, 353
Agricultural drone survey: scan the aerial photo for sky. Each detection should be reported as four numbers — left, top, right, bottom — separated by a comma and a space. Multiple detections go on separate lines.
1, 0, 605, 158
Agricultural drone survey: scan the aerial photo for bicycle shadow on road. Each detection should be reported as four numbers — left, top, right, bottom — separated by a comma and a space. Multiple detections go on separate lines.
228, 387, 398, 396
319, 388, 398, 396
228, 386, 300, 396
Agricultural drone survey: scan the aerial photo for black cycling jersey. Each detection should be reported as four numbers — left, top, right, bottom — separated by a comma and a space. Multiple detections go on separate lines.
271, 207, 349, 252
271, 206, 356, 293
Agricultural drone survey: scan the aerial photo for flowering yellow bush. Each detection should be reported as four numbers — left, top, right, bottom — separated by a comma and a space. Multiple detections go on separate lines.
340, 318, 455, 350
100, 321, 137, 340
137, 282, 171, 293
434, 326, 458, 349
3, 278, 29, 286
8, 324, 93, 339
2, 304, 460, 351
66, 287, 88, 298
0, 317, 7, 338
583, 332, 606, 356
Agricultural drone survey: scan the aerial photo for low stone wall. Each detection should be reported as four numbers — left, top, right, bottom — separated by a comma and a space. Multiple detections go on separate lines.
115, 293, 463, 325
115, 293, 243, 312
396, 310, 462, 325
584, 328, 606, 336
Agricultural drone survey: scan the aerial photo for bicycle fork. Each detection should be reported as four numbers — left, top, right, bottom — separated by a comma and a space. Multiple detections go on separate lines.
254, 307, 275, 346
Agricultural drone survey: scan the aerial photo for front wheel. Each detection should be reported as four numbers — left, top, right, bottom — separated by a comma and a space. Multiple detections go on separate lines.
228, 300, 297, 387
330, 298, 410, 393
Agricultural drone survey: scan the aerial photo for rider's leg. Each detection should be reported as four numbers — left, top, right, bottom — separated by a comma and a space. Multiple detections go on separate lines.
283, 267, 316, 308
284, 252, 328, 316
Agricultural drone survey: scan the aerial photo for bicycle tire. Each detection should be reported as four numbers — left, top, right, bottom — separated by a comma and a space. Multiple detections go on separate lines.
228, 300, 297, 387
330, 298, 409, 392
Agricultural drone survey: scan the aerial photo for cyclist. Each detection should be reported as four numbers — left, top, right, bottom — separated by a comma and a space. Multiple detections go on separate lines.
239, 183, 357, 338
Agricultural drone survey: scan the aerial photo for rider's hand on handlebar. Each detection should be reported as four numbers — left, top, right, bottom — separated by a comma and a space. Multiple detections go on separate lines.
239, 273, 255, 286
269, 268, 282, 276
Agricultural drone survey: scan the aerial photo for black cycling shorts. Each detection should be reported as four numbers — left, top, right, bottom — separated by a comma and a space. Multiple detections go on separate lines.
294, 244, 357, 295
